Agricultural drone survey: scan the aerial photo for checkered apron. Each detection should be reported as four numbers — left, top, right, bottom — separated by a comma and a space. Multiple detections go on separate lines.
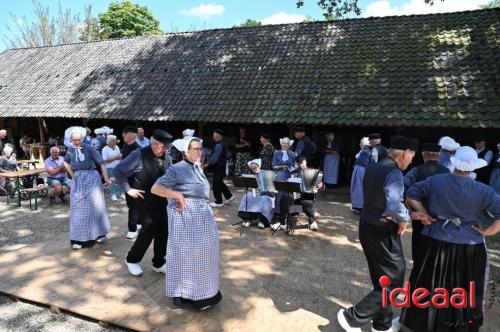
238, 192, 275, 222
166, 197, 219, 301
69, 170, 110, 242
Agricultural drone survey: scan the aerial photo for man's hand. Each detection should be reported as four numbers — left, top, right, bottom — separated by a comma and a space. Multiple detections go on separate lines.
411, 211, 436, 225
397, 222, 408, 235
127, 188, 145, 199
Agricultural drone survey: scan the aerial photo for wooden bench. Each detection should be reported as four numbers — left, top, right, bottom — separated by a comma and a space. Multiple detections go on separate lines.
20, 186, 48, 210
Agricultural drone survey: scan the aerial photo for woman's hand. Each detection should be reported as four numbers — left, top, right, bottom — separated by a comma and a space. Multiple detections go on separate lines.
471, 221, 500, 237
175, 192, 186, 211
411, 211, 436, 225
104, 178, 113, 186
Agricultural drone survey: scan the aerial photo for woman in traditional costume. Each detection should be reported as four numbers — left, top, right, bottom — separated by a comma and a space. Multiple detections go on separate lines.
350, 137, 370, 213
322, 132, 340, 187
63, 127, 112, 250
151, 137, 221, 310
234, 127, 252, 176
272, 137, 297, 214
237, 159, 275, 229
400, 146, 500, 332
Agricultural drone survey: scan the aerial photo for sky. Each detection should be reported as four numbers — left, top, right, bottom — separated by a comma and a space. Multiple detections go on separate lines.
0, 0, 491, 51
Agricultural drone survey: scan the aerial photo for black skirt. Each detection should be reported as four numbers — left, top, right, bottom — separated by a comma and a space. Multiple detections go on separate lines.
400, 238, 487, 332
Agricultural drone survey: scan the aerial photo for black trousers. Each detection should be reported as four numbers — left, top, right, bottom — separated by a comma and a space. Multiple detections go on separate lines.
278, 193, 316, 223
126, 199, 168, 268
344, 221, 406, 331
212, 170, 232, 204
126, 194, 139, 232
411, 219, 428, 270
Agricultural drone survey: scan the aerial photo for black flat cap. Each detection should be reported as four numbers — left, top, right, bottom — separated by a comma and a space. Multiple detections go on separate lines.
474, 137, 486, 142
152, 129, 173, 144
369, 133, 381, 140
390, 135, 419, 151
123, 125, 138, 134
422, 143, 441, 152
214, 128, 224, 136
294, 126, 306, 133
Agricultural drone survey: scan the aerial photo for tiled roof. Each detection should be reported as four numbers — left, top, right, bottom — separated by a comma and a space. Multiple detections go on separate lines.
0, 8, 499, 127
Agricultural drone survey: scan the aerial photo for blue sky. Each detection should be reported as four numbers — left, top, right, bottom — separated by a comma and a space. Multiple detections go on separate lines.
0, 0, 490, 51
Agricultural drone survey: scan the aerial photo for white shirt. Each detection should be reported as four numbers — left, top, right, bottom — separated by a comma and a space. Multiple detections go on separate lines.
101, 145, 121, 168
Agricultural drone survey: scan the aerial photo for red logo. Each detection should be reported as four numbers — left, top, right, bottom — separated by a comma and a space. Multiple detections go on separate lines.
380, 275, 475, 308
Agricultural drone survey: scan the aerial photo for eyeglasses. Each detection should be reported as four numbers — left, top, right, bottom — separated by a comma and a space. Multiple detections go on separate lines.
189, 147, 202, 151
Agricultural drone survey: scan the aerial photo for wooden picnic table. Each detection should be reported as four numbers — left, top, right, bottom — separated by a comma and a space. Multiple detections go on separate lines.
0, 168, 46, 207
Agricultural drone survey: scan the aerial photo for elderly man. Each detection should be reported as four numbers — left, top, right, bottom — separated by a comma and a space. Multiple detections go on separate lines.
293, 126, 317, 167
367, 133, 388, 164
0, 145, 18, 194
474, 137, 494, 184
337, 135, 433, 332
135, 127, 150, 148
45, 146, 71, 203
115, 129, 173, 276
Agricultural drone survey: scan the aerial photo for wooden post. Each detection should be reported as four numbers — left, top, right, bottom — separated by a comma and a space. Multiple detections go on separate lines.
198, 122, 205, 138
37, 118, 46, 143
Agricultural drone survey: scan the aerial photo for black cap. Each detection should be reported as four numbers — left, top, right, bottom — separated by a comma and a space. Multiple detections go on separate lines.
422, 143, 441, 152
152, 129, 173, 144
123, 125, 138, 134
369, 133, 381, 140
474, 137, 486, 142
390, 135, 419, 151
214, 128, 224, 136
294, 126, 306, 133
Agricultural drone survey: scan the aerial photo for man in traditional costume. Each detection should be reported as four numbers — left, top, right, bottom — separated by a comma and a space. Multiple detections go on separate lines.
293, 126, 317, 167
367, 133, 388, 165
337, 135, 431, 332
207, 129, 234, 207
474, 137, 494, 184
115, 130, 173, 276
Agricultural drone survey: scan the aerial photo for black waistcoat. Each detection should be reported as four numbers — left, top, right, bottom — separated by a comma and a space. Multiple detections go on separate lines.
493, 154, 500, 169
415, 160, 449, 182
476, 148, 492, 183
214, 141, 227, 172
361, 158, 399, 227
131, 147, 170, 206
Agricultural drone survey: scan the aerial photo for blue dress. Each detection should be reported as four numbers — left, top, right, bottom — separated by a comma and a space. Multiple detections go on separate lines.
272, 150, 296, 213
350, 147, 370, 209
64, 144, 109, 242
155, 160, 219, 301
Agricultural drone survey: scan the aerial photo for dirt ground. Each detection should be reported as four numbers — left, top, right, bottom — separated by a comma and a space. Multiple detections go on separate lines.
0, 184, 498, 331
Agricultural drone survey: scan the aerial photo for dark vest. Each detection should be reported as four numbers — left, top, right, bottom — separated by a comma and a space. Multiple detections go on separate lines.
131, 147, 170, 206
476, 148, 492, 183
122, 142, 140, 159
493, 153, 500, 170
415, 160, 449, 182
214, 141, 227, 172
361, 158, 399, 227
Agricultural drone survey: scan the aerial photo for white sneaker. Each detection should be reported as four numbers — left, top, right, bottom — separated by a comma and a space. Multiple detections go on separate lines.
120, 193, 126, 200
242, 221, 251, 227
125, 260, 143, 276
151, 263, 168, 274
110, 194, 117, 201
96, 236, 107, 243
271, 223, 285, 231
71, 243, 82, 250
137, 224, 142, 230
391, 317, 401, 332
224, 195, 235, 204
257, 221, 265, 229
210, 202, 224, 208
309, 221, 319, 231
337, 309, 361, 332
372, 327, 392, 332
126, 231, 138, 239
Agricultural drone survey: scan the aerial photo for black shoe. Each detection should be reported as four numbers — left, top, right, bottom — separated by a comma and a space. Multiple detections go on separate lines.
173, 297, 185, 307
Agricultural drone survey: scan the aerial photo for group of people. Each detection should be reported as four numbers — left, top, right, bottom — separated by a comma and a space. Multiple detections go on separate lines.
338, 134, 500, 332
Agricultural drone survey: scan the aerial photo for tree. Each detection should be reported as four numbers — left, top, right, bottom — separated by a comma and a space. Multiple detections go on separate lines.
4, 0, 80, 48
296, 0, 445, 18
98, 0, 161, 39
481, 0, 500, 8
79, 4, 101, 42
235, 19, 262, 28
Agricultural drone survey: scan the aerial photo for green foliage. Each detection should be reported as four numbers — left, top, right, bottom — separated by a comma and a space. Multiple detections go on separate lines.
296, 0, 444, 18
481, 0, 500, 9
235, 19, 262, 28
98, 0, 161, 39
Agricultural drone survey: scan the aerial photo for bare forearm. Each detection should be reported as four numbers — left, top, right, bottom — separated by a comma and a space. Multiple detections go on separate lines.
406, 198, 429, 215
151, 184, 181, 200
64, 162, 74, 178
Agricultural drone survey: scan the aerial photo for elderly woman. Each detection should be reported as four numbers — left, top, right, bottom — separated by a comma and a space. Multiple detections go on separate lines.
399, 146, 500, 332
234, 127, 252, 176
350, 137, 370, 213
101, 135, 125, 201
259, 133, 275, 170
151, 137, 221, 310
237, 159, 275, 229
322, 132, 340, 187
0, 145, 18, 194
272, 137, 296, 214
63, 128, 112, 250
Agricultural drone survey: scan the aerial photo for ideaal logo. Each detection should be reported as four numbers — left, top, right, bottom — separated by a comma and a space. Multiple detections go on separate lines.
379, 275, 475, 308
